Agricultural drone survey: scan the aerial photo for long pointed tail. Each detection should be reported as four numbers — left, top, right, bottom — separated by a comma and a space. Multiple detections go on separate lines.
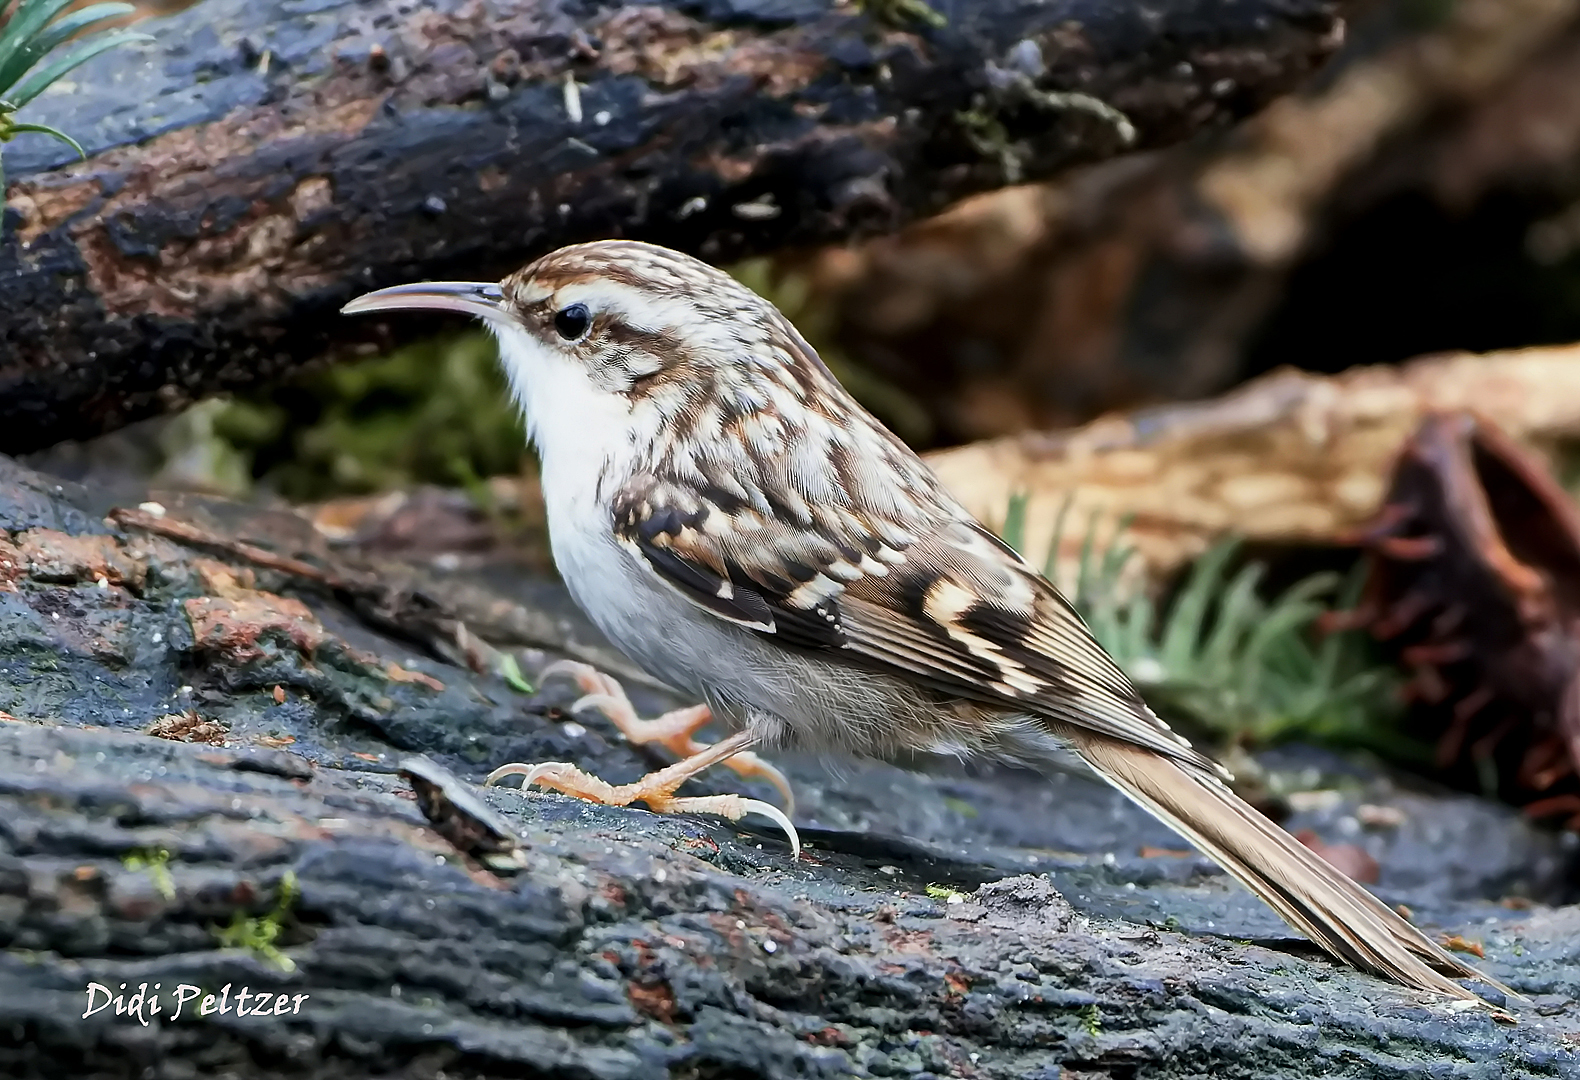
1062, 725, 1517, 1004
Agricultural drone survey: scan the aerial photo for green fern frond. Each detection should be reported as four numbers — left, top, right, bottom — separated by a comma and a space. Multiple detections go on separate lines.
994, 498, 1402, 750
0, 0, 149, 198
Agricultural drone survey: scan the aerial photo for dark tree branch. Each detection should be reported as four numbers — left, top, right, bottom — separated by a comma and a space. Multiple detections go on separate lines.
0, 0, 1343, 453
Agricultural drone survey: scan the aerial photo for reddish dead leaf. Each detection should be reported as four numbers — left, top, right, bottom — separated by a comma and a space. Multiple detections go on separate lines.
183, 593, 327, 662
1294, 830, 1380, 884
1348, 411, 1580, 821
15, 529, 145, 589
350, 752, 380, 762
628, 980, 677, 1023
258, 734, 296, 748
1439, 934, 1486, 958
385, 662, 445, 691
272, 685, 286, 704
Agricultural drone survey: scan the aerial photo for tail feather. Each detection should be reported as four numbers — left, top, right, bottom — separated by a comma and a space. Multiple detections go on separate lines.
1063, 726, 1518, 1004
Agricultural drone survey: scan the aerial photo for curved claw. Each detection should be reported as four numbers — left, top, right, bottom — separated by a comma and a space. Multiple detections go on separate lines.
716, 795, 800, 862
570, 691, 630, 717
753, 799, 801, 862
542, 659, 612, 693
485, 760, 575, 789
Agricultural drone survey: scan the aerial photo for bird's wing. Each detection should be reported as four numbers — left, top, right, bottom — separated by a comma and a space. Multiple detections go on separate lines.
610, 472, 1216, 773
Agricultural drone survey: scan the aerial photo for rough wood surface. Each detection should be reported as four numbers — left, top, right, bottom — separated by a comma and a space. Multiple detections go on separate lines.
922, 343, 1580, 593
0, 454, 1576, 1078
789, 0, 1580, 447
0, 0, 1347, 454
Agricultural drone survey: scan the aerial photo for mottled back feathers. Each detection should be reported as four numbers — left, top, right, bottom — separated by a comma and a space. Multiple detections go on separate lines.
505, 242, 1218, 777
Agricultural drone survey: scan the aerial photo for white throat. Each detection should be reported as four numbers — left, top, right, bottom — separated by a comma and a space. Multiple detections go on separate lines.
491, 324, 634, 519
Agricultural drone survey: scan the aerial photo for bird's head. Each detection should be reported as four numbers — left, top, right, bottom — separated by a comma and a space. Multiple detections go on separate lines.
342, 241, 851, 460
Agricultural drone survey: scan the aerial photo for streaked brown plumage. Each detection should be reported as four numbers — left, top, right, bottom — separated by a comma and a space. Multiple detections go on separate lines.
343, 239, 1515, 1009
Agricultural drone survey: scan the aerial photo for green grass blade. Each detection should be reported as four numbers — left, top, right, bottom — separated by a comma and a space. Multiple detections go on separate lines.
1074, 511, 1103, 608
0, 0, 79, 93
1097, 513, 1136, 581
1041, 493, 1073, 580
1314, 563, 1369, 685
9, 28, 148, 107
0, 1, 133, 94
1198, 563, 1266, 679
1237, 576, 1336, 701
1000, 491, 1028, 555
1158, 539, 1238, 670
13, 2, 134, 63
4, 119, 82, 155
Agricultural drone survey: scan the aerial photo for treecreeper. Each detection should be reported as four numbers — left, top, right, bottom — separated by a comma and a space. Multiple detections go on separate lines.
343, 240, 1517, 1011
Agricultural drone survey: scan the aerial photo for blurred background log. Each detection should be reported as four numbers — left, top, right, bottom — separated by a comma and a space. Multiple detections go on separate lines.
0, 0, 1345, 454
789, 0, 1580, 447
923, 343, 1580, 593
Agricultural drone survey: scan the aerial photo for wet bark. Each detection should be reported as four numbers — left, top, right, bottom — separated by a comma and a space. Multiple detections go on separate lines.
0, 452, 1574, 1078
0, 0, 1346, 453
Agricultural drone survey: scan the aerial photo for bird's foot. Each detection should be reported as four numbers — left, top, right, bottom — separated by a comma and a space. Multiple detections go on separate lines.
485, 729, 800, 858
541, 659, 796, 815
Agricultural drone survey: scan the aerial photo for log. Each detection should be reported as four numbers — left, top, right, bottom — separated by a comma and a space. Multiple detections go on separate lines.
789, 0, 1580, 446
0, 0, 1347, 453
922, 343, 1580, 593
0, 452, 1573, 1077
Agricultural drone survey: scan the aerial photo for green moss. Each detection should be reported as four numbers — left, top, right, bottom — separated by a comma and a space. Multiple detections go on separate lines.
122, 847, 174, 901
940, 796, 978, 819
1081, 1003, 1101, 1036
210, 331, 529, 503
954, 108, 1025, 184
855, 0, 946, 29
212, 870, 299, 972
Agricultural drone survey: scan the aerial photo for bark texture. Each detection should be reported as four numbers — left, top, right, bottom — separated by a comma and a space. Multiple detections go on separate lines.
789, 0, 1580, 447
922, 343, 1580, 592
0, 0, 1347, 453
0, 454, 1576, 1078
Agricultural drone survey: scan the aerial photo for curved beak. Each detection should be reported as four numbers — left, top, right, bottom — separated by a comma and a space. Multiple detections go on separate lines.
341, 281, 505, 320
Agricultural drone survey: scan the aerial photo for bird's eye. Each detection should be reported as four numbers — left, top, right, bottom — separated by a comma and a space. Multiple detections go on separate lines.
553, 303, 591, 341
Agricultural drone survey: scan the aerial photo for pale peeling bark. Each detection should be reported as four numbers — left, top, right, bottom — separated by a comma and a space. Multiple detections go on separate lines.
922, 344, 1580, 592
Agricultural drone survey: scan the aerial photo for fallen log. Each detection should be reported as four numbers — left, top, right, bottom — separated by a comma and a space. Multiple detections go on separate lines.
922, 343, 1580, 592
0, 0, 1347, 453
0, 452, 1572, 1077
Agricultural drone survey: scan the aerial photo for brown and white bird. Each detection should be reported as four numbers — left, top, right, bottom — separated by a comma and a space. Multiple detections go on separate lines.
344, 239, 1510, 1006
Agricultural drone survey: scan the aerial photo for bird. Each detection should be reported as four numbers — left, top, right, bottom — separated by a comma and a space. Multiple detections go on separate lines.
343, 238, 1513, 1008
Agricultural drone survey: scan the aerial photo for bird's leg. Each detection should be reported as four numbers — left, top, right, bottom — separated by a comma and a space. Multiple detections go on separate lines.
540, 659, 796, 815
485, 729, 800, 858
